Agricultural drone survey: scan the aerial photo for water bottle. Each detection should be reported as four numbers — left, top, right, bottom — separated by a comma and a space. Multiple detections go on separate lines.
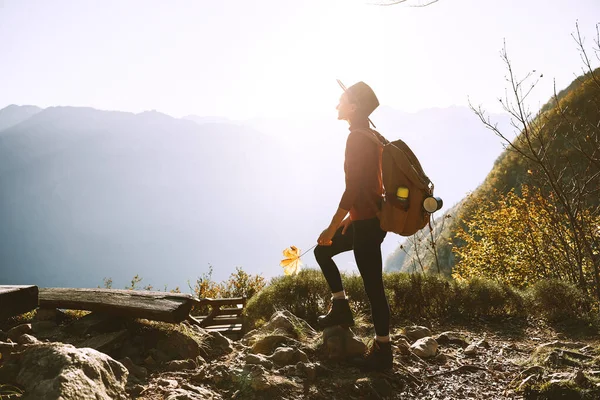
396, 186, 409, 210
423, 196, 443, 213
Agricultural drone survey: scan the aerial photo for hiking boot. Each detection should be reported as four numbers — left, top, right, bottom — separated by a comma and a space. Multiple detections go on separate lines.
362, 340, 393, 371
317, 298, 355, 328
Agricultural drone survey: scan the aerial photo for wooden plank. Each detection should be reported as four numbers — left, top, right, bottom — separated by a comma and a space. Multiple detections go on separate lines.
216, 307, 243, 316
39, 288, 199, 323
210, 316, 243, 325
220, 306, 244, 312
207, 324, 243, 332
197, 297, 246, 307
0, 285, 39, 320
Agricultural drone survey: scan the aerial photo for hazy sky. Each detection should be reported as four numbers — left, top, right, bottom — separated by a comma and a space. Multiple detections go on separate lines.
1, 0, 599, 119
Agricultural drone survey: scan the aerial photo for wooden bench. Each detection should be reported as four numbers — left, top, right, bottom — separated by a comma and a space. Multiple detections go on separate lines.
38, 288, 199, 323
188, 297, 246, 338
36, 288, 246, 338
0, 285, 39, 320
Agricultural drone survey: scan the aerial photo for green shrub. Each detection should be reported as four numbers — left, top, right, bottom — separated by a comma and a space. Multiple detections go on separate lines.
384, 272, 455, 322
452, 277, 526, 318
245, 268, 330, 329
245, 269, 594, 330
526, 279, 595, 322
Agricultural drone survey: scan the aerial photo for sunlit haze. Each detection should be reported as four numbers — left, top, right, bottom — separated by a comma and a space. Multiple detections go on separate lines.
0, 0, 599, 289
1, 0, 598, 119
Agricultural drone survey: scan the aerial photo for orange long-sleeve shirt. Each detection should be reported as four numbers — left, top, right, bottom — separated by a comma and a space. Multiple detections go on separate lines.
338, 123, 384, 221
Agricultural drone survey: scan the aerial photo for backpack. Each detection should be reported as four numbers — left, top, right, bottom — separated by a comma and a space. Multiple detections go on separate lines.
352, 128, 442, 236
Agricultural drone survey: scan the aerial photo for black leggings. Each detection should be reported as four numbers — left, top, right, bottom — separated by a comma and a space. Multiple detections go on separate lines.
314, 217, 390, 336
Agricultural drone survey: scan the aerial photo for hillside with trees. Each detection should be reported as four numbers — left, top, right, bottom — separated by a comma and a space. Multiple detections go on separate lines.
386, 29, 600, 302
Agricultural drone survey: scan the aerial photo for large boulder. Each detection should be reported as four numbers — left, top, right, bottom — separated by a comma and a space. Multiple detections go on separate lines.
269, 346, 309, 366
322, 326, 366, 361
250, 334, 298, 355
13, 342, 128, 400
156, 329, 205, 361
410, 337, 438, 358
403, 326, 432, 342
262, 310, 316, 339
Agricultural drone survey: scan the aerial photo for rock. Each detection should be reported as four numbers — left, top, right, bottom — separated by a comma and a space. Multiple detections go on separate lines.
464, 344, 478, 356
434, 331, 469, 347
295, 362, 317, 382
573, 370, 588, 386
269, 346, 308, 366
209, 364, 234, 384
549, 370, 589, 387
80, 329, 128, 355
245, 353, 274, 369
120, 357, 148, 380
354, 377, 393, 398
251, 335, 290, 355
410, 337, 438, 358
434, 352, 448, 363
17, 334, 39, 345
7, 324, 32, 341
538, 340, 587, 350
249, 366, 271, 391
371, 377, 394, 398
390, 332, 411, 343
241, 329, 258, 346
165, 384, 222, 399
31, 321, 58, 334
33, 308, 60, 322
129, 384, 145, 397
580, 345, 594, 354
165, 359, 197, 371
66, 313, 125, 335
0, 341, 19, 361
263, 311, 296, 335
263, 310, 316, 338
157, 330, 204, 361
314, 362, 333, 377
158, 378, 179, 388
15, 342, 128, 399
144, 355, 157, 366
152, 348, 174, 363
195, 355, 206, 365
403, 326, 432, 341
322, 326, 366, 361
395, 338, 412, 355
201, 330, 233, 357
181, 382, 219, 395
548, 372, 575, 382
0, 361, 20, 383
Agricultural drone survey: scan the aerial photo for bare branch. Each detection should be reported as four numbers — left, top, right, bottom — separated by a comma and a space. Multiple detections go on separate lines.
375, 0, 440, 6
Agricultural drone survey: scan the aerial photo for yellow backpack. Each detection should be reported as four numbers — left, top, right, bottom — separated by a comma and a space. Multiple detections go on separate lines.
352, 128, 443, 236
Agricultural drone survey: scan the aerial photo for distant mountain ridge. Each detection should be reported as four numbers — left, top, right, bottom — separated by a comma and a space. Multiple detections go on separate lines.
0, 104, 510, 289
0, 104, 43, 132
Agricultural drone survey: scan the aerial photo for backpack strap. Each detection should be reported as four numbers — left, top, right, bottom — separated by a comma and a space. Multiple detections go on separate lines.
352, 127, 433, 190
350, 127, 389, 147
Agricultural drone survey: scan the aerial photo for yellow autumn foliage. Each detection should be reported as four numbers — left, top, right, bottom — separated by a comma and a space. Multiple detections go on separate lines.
453, 185, 598, 289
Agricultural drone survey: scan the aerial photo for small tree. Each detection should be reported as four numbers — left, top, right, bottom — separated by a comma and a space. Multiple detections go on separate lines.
221, 266, 267, 299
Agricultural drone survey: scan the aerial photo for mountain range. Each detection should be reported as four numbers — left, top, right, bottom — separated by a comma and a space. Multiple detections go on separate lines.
0, 104, 510, 289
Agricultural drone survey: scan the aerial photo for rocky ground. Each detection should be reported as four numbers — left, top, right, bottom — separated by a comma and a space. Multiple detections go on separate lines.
1, 309, 600, 399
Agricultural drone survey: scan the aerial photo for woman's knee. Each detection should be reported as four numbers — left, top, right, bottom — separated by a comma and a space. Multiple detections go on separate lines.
314, 245, 332, 264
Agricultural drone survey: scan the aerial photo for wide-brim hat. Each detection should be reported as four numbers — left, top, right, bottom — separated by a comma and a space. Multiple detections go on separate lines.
337, 79, 379, 128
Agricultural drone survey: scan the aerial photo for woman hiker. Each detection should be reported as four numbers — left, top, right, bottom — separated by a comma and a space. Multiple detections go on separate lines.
315, 81, 392, 371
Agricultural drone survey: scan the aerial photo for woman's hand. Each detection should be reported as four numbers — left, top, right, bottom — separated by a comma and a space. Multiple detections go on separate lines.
339, 217, 352, 235
318, 225, 337, 246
